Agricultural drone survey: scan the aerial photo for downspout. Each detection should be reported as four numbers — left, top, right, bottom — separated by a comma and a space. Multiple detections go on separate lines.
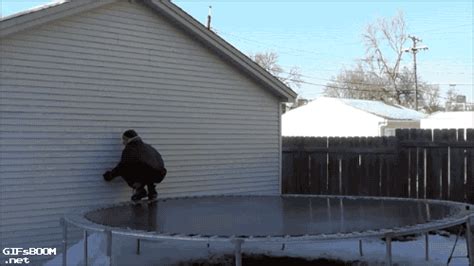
378, 120, 388, 136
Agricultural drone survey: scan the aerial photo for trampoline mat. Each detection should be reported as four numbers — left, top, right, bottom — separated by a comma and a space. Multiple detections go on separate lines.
85, 196, 460, 237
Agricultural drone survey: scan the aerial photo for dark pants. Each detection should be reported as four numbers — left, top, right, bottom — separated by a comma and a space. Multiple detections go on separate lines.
121, 167, 166, 194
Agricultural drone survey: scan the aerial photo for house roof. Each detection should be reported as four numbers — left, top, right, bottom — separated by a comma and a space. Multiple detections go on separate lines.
424, 111, 474, 120
0, 0, 297, 102
420, 111, 474, 129
290, 97, 425, 120
337, 98, 426, 120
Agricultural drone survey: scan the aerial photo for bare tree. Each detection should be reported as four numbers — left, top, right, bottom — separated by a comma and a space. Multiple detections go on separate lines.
250, 51, 303, 90
324, 12, 442, 113
445, 86, 465, 111
419, 84, 442, 113
363, 11, 407, 93
324, 64, 387, 100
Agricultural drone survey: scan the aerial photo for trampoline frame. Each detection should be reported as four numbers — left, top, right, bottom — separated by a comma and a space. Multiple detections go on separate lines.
61, 194, 474, 266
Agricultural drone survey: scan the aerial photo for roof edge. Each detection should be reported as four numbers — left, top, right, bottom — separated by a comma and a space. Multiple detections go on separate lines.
0, 0, 118, 38
142, 0, 297, 102
0, 0, 297, 102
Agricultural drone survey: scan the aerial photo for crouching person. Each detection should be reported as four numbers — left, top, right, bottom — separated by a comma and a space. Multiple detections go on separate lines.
103, 129, 167, 201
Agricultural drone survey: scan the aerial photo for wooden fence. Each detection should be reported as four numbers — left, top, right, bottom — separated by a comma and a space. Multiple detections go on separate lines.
282, 128, 474, 204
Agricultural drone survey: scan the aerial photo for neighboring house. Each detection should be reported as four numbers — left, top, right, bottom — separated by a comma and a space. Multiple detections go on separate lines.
421, 111, 474, 129
0, 0, 296, 261
282, 97, 425, 137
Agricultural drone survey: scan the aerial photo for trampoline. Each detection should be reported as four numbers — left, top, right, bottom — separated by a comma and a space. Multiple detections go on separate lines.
62, 195, 474, 266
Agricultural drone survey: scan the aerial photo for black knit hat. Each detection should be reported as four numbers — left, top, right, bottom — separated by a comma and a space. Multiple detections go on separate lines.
123, 129, 138, 139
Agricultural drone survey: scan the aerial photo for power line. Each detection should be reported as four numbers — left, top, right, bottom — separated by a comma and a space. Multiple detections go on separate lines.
279, 69, 474, 87
217, 30, 472, 76
286, 79, 464, 102
411, 23, 472, 35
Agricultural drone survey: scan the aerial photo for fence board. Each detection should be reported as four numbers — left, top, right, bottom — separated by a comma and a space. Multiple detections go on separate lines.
409, 129, 422, 198
309, 138, 327, 194
346, 138, 363, 196
328, 137, 341, 195
368, 138, 381, 196
294, 139, 310, 194
341, 138, 359, 196
396, 129, 410, 197
419, 129, 432, 199
427, 129, 442, 199
440, 129, 451, 200
450, 129, 464, 202
358, 137, 370, 196
467, 129, 474, 203
387, 136, 398, 197
281, 152, 294, 194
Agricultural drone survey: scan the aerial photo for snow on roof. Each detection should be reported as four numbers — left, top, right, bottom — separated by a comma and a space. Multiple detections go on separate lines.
426, 111, 474, 119
338, 97, 426, 120
421, 111, 474, 129
1, 0, 68, 21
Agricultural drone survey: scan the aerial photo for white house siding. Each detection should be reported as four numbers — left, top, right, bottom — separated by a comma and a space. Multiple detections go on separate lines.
0, 0, 280, 257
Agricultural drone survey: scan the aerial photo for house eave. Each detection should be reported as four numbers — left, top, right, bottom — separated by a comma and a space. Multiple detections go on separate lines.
0, 0, 297, 103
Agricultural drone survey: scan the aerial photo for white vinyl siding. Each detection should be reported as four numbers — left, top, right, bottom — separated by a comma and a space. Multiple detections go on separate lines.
0, 0, 280, 260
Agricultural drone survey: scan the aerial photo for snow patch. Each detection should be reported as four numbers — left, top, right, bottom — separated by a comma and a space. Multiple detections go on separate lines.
44, 232, 470, 266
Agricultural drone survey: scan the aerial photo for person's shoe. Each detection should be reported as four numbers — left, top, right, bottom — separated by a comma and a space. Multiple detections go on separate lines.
147, 184, 158, 200
131, 188, 147, 201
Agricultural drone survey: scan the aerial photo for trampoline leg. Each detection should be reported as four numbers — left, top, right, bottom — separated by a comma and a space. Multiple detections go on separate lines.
61, 218, 67, 266
83, 230, 88, 266
231, 239, 244, 266
106, 231, 112, 266
425, 233, 429, 261
359, 240, 363, 257
466, 217, 474, 265
386, 236, 392, 266
136, 239, 141, 255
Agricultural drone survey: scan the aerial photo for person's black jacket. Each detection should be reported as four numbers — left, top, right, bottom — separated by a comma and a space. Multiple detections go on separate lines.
108, 137, 166, 186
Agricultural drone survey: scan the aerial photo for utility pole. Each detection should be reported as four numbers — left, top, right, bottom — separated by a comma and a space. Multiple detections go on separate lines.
403, 35, 428, 111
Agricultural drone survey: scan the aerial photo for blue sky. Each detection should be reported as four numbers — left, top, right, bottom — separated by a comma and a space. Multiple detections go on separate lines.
2, 0, 473, 103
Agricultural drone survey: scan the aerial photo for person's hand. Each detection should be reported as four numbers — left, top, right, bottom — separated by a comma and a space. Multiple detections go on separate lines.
103, 171, 113, 181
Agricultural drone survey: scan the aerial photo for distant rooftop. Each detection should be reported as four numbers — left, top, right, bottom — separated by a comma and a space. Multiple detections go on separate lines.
337, 98, 426, 120
426, 111, 474, 119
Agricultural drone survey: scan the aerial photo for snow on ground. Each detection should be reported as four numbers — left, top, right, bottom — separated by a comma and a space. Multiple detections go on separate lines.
45, 232, 470, 266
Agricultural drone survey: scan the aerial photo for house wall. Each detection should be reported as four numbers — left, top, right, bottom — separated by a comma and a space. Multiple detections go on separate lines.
382, 120, 420, 136
0, 0, 280, 256
282, 98, 384, 137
